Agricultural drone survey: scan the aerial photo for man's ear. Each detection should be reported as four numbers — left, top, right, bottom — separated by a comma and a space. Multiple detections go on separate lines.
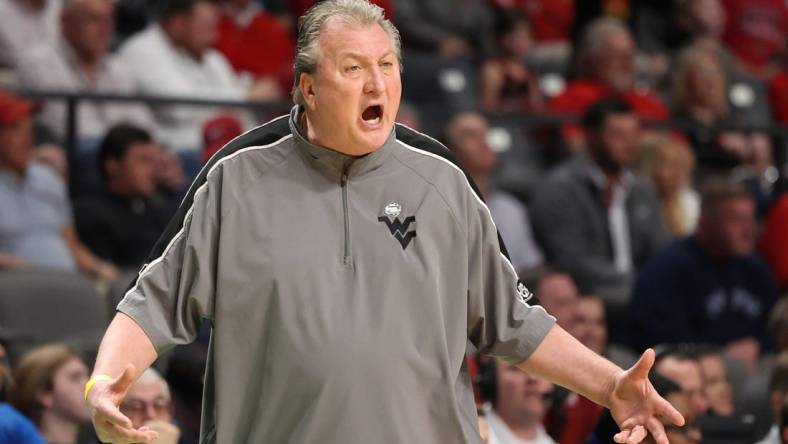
37, 390, 54, 409
104, 158, 121, 178
299, 73, 317, 108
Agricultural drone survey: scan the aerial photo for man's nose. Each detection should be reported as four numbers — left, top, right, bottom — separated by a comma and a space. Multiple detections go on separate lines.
364, 66, 385, 94
143, 404, 159, 422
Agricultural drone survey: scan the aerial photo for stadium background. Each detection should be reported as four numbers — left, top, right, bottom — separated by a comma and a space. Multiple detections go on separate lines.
0, 0, 787, 443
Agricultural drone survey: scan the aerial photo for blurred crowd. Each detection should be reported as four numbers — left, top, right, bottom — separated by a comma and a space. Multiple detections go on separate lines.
0, 0, 788, 443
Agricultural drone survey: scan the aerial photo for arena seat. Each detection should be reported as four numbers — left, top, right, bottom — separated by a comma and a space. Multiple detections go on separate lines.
0, 270, 109, 364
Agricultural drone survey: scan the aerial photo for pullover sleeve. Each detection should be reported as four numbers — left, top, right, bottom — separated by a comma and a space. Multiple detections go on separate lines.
117, 168, 222, 353
465, 186, 556, 364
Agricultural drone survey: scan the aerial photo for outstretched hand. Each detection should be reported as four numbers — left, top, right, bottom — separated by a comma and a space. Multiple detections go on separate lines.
608, 349, 685, 444
86, 364, 159, 444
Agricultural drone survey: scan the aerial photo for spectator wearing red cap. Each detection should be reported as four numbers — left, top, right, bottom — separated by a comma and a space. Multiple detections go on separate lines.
0, 89, 118, 280
201, 114, 243, 163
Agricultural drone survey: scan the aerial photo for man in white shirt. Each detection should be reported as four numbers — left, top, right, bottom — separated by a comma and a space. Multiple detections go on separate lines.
0, 0, 60, 70
118, 0, 270, 154
479, 357, 557, 444
16, 0, 153, 143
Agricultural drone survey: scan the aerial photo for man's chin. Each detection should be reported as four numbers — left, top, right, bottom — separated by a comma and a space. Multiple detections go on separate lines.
357, 129, 391, 151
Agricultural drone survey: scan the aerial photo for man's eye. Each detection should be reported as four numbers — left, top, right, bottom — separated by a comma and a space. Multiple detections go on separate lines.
346, 65, 361, 72
381, 61, 394, 68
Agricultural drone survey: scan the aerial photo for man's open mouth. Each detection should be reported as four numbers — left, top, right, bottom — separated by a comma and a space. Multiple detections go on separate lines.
362, 105, 383, 125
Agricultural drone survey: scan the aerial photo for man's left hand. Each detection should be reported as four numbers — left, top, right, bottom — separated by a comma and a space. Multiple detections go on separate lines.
607, 349, 684, 444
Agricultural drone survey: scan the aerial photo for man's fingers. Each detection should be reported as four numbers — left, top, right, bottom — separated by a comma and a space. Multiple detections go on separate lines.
627, 425, 647, 444
96, 400, 134, 429
629, 349, 655, 381
646, 417, 668, 444
619, 417, 640, 431
111, 363, 137, 393
658, 396, 686, 426
614, 429, 631, 443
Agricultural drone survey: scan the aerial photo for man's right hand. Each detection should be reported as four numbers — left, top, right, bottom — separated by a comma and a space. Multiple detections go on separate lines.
86, 364, 159, 443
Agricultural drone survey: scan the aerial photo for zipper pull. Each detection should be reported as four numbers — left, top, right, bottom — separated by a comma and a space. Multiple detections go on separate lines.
341, 162, 350, 186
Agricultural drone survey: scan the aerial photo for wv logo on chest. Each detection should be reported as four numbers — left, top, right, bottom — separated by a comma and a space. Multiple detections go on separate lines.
378, 202, 417, 250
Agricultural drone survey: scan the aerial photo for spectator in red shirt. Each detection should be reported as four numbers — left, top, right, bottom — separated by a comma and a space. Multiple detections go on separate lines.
215, 0, 295, 96
547, 17, 669, 150
721, 0, 787, 76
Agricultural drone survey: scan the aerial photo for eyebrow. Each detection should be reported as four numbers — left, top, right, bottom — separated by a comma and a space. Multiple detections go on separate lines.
339, 51, 396, 61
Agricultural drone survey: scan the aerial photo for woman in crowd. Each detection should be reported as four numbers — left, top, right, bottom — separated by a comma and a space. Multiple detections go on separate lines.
637, 132, 700, 238
672, 46, 748, 176
479, 11, 543, 113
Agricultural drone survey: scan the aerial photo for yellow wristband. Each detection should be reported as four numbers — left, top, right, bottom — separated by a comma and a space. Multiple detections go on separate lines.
84, 374, 113, 400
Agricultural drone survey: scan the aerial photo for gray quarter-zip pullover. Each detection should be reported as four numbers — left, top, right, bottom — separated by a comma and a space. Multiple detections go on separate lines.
118, 106, 556, 443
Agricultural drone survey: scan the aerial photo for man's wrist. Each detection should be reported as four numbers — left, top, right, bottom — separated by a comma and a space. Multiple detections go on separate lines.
602, 367, 624, 408
84, 374, 113, 400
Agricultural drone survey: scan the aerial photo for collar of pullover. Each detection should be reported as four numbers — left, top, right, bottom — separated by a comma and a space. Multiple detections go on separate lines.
289, 105, 395, 179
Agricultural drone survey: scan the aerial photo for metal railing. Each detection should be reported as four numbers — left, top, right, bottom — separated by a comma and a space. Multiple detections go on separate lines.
12, 89, 788, 195
16, 89, 293, 194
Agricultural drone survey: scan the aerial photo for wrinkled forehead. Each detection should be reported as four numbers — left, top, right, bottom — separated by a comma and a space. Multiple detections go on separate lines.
317, 18, 394, 63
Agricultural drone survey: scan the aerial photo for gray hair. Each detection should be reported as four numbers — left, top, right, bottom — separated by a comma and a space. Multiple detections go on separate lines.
577, 17, 630, 71
292, 0, 402, 106
133, 368, 171, 399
